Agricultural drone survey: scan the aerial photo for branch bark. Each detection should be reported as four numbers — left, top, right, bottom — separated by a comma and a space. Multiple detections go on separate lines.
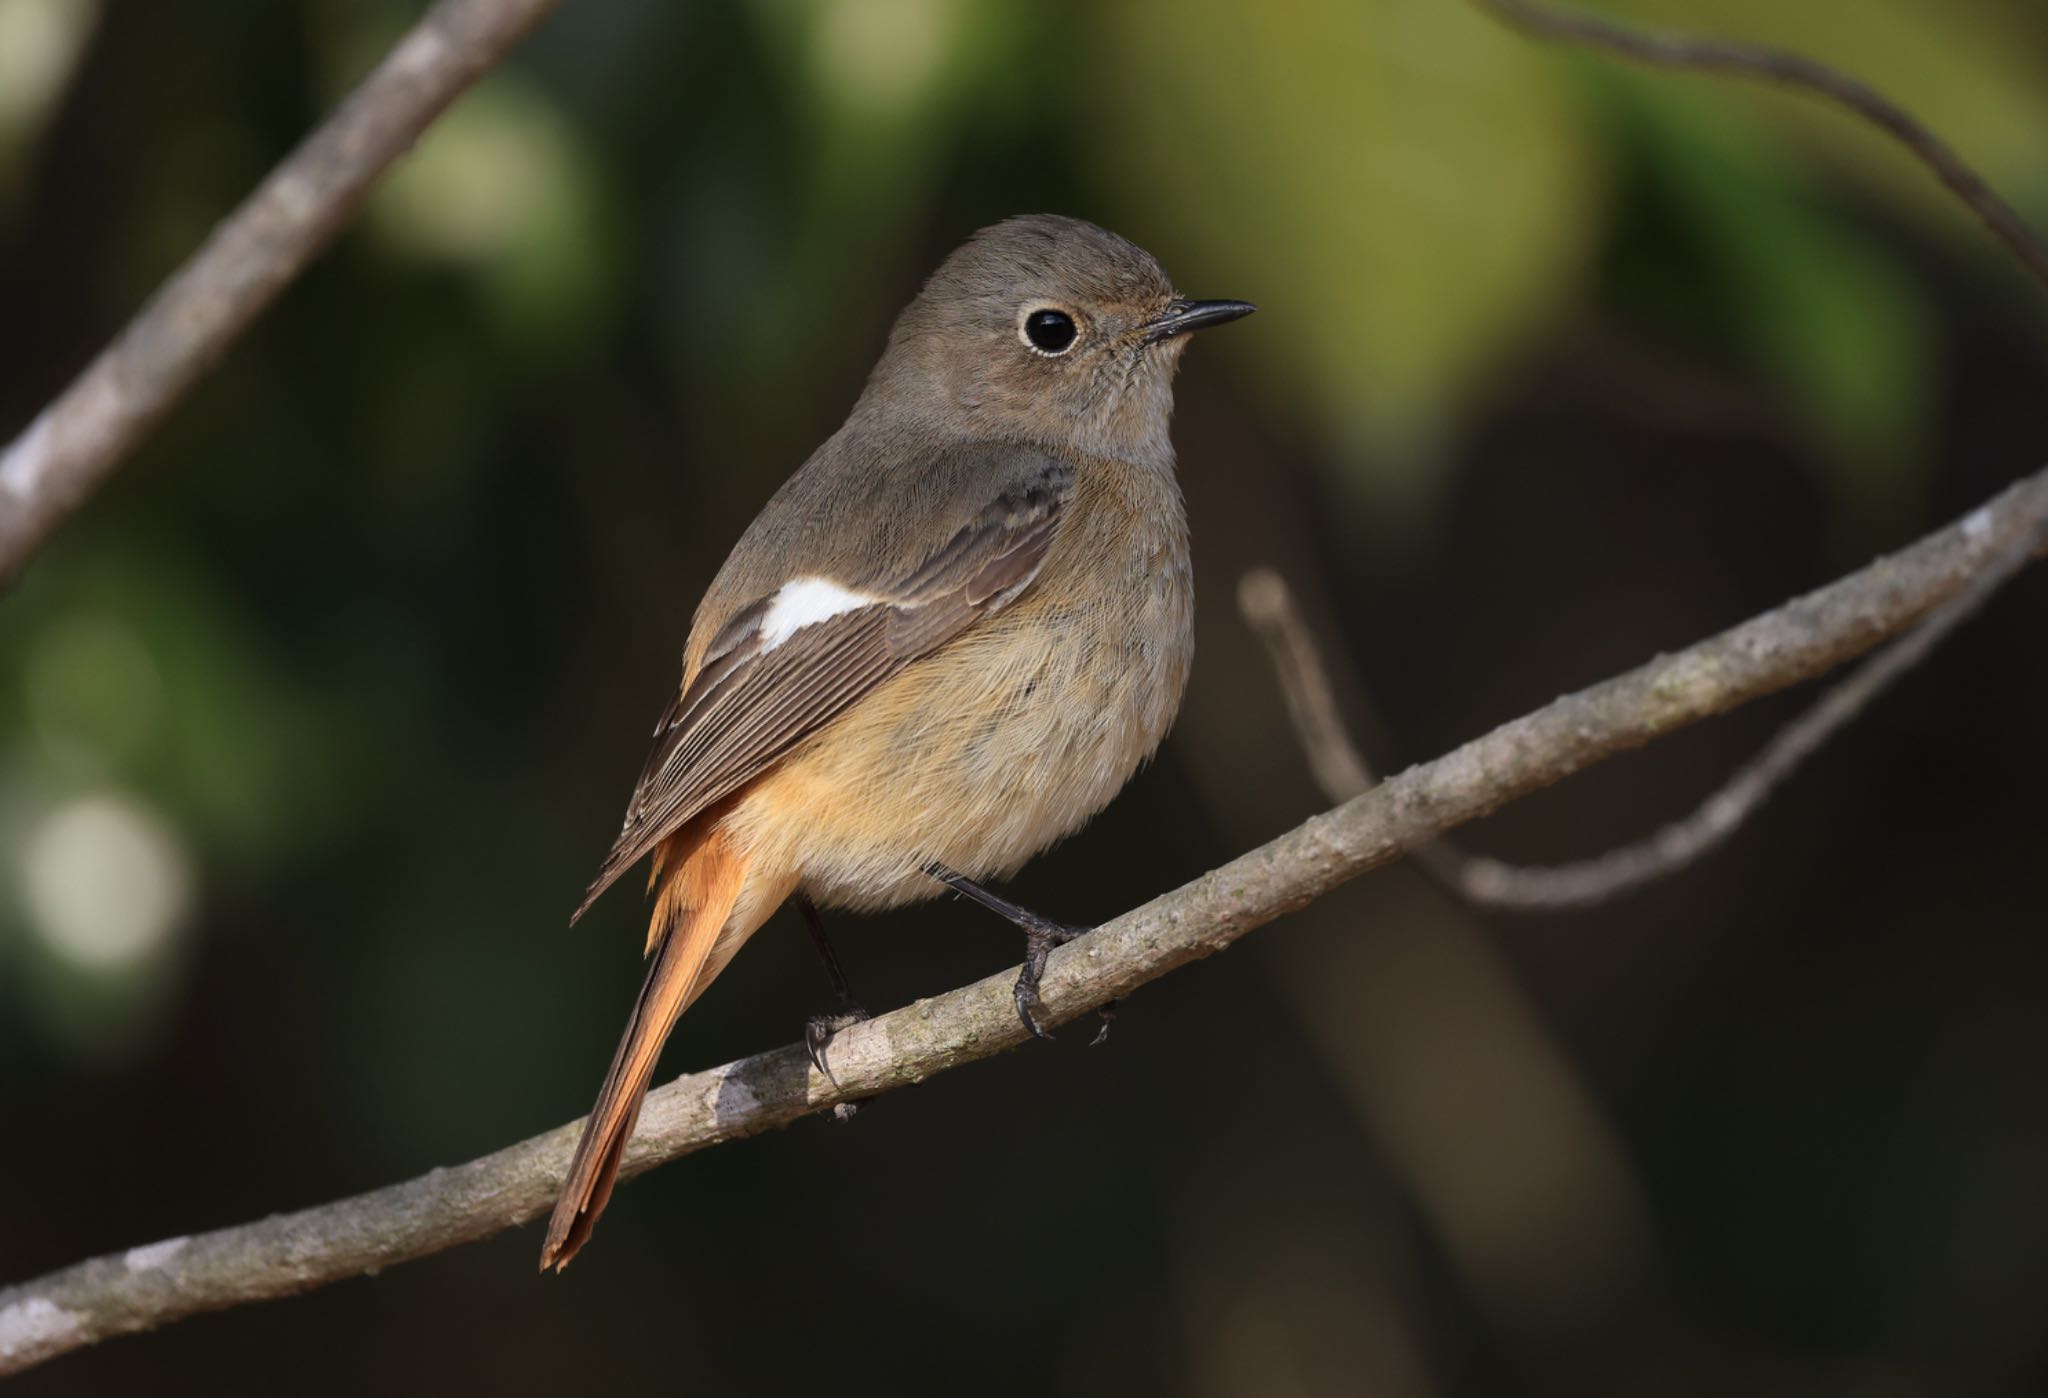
0, 0, 564, 588
1241, 498, 2047, 910
4, 464, 2043, 1377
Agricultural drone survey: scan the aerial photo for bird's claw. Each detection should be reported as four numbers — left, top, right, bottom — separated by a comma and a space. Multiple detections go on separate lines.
1013, 975, 1056, 1041
804, 1005, 872, 1087
1089, 998, 1120, 1047
1011, 920, 1089, 1040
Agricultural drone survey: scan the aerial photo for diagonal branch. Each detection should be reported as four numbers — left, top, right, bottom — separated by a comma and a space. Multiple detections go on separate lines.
1473, 0, 2048, 296
1242, 489, 2048, 909
0, 0, 565, 588
4, 464, 2044, 1378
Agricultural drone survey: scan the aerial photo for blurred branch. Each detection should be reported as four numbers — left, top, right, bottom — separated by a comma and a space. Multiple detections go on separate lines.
1242, 488, 2046, 909
1303, 0, 2048, 908
5, 466, 2046, 1377
1474, 0, 2048, 296
0, 0, 564, 588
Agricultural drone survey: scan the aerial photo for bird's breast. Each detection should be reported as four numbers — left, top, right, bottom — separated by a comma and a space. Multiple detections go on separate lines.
728, 460, 1194, 911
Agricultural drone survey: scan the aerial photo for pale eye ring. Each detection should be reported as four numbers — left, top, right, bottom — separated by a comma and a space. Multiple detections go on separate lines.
1020, 306, 1079, 356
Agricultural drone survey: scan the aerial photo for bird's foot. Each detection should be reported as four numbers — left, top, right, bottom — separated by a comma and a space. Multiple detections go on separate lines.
804, 1004, 872, 1088
1012, 918, 1091, 1041
922, 863, 1118, 1044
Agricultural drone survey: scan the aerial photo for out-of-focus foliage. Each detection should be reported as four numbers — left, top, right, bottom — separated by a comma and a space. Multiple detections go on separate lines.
1619, 0, 2048, 216
1093, 0, 1602, 504
1090, 0, 2048, 519
0, 0, 98, 184
3, 1, 2046, 1394
1607, 75, 1937, 525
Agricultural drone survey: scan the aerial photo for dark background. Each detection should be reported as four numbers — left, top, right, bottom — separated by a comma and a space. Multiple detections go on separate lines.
3, 1, 2047, 1393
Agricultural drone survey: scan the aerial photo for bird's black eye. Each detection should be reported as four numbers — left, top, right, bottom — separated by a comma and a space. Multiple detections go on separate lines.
1021, 308, 1078, 355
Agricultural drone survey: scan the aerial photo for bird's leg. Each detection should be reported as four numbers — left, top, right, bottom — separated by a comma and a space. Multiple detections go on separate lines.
924, 863, 1118, 1043
798, 895, 870, 1086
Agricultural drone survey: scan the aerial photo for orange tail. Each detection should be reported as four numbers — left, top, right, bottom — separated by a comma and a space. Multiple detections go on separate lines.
541, 827, 749, 1271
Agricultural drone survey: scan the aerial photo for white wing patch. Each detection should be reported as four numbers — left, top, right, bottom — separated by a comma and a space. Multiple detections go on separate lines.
757, 577, 877, 649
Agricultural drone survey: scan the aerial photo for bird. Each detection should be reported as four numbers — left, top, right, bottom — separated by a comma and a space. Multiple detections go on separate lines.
542, 213, 1253, 1270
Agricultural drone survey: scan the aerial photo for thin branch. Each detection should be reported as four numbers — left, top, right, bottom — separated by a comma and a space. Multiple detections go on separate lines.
1236, 571, 1383, 808
0, 0, 565, 588
1242, 481, 2048, 910
4, 465, 2044, 1377
1474, 0, 2048, 297
1237, 567, 1495, 900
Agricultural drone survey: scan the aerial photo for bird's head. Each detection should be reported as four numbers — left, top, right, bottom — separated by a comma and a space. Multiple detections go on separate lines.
860, 214, 1253, 463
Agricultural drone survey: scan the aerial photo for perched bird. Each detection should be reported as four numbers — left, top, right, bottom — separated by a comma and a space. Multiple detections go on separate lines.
543, 214, 1252, 1269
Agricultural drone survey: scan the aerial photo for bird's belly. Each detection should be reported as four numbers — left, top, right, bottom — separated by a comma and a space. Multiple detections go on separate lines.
725, 583, 1192, 912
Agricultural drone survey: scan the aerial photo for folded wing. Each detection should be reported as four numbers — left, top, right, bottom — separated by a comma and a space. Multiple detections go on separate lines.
572, 449, 1072, 922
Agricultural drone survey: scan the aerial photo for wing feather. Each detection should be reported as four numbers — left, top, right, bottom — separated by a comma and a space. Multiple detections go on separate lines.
571, 450, 1072, 922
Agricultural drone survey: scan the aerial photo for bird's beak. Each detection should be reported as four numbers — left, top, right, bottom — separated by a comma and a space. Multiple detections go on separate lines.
1141, 298, 1257, 345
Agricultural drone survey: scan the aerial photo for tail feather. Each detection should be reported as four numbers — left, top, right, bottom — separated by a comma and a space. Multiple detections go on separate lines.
541, 828, 748, 1271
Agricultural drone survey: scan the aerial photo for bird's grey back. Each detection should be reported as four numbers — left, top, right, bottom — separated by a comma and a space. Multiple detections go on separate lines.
687, 214, 1184, 657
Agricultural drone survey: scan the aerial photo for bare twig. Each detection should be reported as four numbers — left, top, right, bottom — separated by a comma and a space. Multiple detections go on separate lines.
1237, 567, 1498, 899
1237, 571, 1382, 805
0, 0, 565, 587
1474, 0, 2048, 296
4, 465, 2044, 1377
1242, 483, 2048, 910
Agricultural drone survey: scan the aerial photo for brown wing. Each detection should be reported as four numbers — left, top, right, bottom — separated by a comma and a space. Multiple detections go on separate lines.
570, 456, 1071, 923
